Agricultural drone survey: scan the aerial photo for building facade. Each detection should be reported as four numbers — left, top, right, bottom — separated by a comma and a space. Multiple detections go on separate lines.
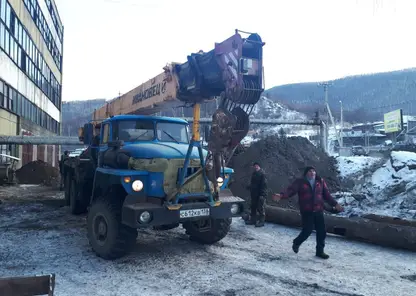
0, 0, 63, 168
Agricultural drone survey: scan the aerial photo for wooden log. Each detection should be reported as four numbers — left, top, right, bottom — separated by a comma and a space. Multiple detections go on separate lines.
0, 274, 55, 296
265, 205, 416, 252
361, 213, 416, 227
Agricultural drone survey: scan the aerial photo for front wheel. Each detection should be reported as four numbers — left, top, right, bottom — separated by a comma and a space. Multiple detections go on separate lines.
87, 198, 137, 260
183, 218, 232, 244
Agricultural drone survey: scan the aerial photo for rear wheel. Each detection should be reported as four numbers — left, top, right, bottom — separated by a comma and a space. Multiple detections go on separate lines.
183, 218, 232, 244
87, 198, 137, 260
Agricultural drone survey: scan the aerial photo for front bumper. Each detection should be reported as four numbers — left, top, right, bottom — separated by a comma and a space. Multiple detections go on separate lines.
121, 194, 245, 228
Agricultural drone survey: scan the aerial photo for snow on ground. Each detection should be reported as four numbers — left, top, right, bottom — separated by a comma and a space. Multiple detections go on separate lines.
0, 188, 415, 296
336, 151, 416, 219
242, 97, 317, 145
390, 151, 416, 169
250, 96, 308, 121
337, 156, 381, 178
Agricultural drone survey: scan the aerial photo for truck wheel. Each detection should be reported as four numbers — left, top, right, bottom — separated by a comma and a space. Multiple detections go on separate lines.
183, 218, 232, 244
64, 174, 71, 206
69, 179, 88, 215
87, 198, 137, 260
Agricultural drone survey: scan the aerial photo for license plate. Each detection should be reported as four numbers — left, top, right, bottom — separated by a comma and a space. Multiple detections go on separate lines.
180, 208, 210, 219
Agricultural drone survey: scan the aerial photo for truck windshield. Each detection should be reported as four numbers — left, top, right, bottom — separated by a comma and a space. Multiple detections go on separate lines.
115, 120, 155, 142
156, 122, 189, 143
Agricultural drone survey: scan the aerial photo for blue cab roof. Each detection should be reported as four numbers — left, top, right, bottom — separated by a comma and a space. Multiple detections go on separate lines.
102, 114, 189, 125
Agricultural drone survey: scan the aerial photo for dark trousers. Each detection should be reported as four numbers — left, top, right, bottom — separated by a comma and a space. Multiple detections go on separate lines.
293, 211, 326, 252
250, 195, 265, 222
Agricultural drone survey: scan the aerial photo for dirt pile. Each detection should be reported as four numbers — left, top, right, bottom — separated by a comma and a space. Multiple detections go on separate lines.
229, 136, 340, 210
16, 160, 60, 187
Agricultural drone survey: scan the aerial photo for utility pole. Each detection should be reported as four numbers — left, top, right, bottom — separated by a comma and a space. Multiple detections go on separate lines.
339, 100, 343, 147
318, 82, 332, 122
318, 82, 339, 152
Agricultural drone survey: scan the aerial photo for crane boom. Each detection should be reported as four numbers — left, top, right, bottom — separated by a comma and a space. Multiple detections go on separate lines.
92, 30, 265, 120
90, 29, 265, 180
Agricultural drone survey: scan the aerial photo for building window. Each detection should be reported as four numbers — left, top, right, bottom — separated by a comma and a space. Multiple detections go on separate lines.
21, 0, 63, 71
0, 79, 60, 135
0, 144, 17, 164
0, 80, 3, 107
0, 1, 62, 110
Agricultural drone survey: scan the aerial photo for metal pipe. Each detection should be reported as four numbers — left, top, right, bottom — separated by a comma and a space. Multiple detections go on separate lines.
183, 118, 322, 126
0, 136, 82, 145
1, 118, 324, 145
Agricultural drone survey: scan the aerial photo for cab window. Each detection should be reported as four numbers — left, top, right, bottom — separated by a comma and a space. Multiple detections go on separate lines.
114, 120, 155, 142
156, 122, 189, 143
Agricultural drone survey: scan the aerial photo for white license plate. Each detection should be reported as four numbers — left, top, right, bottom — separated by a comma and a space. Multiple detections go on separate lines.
180, 208, 210, 219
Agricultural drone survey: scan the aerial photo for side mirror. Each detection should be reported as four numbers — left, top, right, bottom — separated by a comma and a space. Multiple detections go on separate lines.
78, 127, 84, 142
108, 140, 124, 148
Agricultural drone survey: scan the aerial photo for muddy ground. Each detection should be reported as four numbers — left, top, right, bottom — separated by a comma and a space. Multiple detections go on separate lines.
0, 185, 415, 296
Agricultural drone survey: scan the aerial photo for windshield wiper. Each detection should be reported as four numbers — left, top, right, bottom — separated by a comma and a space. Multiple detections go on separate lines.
130, 130, 150, 142
163, 130, 179, 144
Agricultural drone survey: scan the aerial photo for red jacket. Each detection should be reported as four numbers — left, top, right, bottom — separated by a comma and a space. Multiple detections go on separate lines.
280, 176, 338, 212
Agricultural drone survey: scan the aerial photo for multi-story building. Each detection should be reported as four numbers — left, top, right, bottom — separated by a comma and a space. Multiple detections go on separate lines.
0, 0, 63, 168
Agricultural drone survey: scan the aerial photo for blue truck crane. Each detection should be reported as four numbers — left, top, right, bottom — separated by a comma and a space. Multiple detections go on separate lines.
63, 29, 265, 259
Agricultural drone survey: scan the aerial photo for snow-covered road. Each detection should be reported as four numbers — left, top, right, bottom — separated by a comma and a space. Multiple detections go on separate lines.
0, 188, 415, 296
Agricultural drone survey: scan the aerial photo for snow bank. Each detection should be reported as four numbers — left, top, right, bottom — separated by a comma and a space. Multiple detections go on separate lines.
243, 97, 316, 146
336, 151, 416, 219
337, 156, 381, 178
391, 151, 416, 171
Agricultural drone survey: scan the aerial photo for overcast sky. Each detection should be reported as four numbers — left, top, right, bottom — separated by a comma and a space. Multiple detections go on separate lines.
55, 0, 415, 102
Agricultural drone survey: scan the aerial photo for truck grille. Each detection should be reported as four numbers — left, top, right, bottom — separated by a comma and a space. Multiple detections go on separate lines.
177, 167, 199, 180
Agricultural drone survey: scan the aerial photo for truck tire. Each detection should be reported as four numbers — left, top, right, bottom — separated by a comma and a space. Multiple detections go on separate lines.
69, 179, 88, 215
183, 218, 232, 244
87, 198, 137, 260
64, 174, 71, 206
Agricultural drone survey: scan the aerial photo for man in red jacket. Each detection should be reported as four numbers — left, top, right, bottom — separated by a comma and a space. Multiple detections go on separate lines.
272, 166, 343, 259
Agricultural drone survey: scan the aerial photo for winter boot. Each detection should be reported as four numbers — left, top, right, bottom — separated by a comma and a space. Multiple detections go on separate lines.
316, 251, 329, 259
292, 243, 299, 254
255, 220, 265, 227
245, 217, 256, 225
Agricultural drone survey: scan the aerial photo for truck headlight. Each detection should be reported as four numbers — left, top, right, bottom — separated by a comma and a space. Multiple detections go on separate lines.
139, 211, 151, 223
231, 204, 239, 215
132, 180, 144, 192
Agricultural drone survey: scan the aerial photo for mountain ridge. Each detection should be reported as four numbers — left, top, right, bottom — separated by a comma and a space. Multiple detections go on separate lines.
265, 68, 416, 122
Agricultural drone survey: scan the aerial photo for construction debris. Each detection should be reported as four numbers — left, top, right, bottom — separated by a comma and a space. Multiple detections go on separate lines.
229, 135, 340, 209
0, 274, 55, 296
15, 160, 60, 188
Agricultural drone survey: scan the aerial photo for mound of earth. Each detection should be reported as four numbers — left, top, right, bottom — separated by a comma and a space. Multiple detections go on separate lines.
229, 136, 340, 210
16, 160, 60, 187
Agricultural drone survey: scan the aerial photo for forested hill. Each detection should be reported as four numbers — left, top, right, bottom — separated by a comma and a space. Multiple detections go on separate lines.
265, 68, 416, 122
61, 99, 106, 136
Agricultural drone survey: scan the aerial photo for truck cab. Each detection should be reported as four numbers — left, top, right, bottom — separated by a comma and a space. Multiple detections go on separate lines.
65, 114, 244, 260
96, 115, 233, 190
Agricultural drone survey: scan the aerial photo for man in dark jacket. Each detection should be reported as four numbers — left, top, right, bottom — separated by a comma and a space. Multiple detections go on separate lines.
272, 166, 343, 259
59, 150, 69, 190
246, 162, 268, 227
